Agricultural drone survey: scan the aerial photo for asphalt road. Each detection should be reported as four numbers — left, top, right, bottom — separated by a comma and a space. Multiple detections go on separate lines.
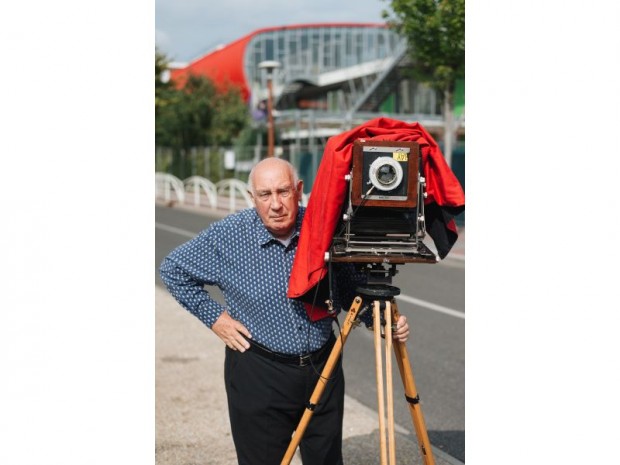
155, 204, 465, 463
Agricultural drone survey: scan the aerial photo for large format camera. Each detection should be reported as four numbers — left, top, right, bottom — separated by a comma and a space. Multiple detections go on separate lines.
329, 139, 437, 265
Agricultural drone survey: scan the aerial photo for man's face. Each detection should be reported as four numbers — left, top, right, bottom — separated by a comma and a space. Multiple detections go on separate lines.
250, 160, 303, 239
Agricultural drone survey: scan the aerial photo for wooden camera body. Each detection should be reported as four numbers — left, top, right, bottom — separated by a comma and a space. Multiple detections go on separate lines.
330, 139, 436, 264
351, 139, 419, 208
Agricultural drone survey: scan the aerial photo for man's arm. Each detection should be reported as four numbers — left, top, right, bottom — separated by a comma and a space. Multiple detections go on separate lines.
159, 230, 251, 350
159, 253, 224, 328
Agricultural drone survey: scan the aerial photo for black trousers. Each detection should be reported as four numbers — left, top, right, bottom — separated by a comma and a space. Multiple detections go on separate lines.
224, 340, 344, 465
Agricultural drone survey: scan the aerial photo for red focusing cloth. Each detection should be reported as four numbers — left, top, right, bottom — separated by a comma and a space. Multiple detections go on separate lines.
288, 117, 465, 321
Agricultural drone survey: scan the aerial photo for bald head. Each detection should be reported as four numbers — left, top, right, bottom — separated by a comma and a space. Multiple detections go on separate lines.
248, 158, 299, 195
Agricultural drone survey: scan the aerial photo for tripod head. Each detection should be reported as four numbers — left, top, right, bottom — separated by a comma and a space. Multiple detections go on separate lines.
350, 263, 402, 326
355, 262, 401, 287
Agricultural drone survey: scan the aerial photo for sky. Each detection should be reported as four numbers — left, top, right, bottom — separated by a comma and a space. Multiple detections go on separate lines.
156, 0, 391, 63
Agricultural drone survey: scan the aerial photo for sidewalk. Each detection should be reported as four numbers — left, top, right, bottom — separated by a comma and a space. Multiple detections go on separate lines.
156, 284, 463, 465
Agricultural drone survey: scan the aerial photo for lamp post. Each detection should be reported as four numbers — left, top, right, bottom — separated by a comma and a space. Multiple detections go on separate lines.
258, 60, 281, 157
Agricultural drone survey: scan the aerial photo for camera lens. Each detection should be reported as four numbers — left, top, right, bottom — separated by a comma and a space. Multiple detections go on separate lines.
377, 164, 397, 185
368, 156, 404, 191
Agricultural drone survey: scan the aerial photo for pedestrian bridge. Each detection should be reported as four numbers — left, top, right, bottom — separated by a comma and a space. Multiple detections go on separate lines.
155, 173, 310, 213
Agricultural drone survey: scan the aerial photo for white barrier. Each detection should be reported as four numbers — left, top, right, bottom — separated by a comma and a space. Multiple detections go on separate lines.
156, 174, 309, 212
155, 172, 185, 204
183, 176, 218, 208
216, 179, 254, 212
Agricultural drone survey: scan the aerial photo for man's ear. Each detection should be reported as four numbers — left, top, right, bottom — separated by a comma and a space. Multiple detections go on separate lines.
296, 180, 304, 203
248, 190, 256, 206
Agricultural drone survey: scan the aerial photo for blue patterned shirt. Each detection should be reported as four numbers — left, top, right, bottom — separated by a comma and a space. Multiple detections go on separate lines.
159, 207, 366, 355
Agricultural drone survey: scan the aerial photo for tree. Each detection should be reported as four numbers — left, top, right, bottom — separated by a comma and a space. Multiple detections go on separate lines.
171, 74, 218, 148
211, 85, 250, 147
155, 49, 182, 147
155, 49, 249, 155
155, 48, 172, 106
383, 0, 465, 166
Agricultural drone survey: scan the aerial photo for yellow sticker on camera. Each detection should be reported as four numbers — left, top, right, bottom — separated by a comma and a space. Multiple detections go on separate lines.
393, 151, 408, 162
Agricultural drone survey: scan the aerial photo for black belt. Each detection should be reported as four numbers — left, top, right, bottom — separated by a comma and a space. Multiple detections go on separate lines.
247, 334, 335, 367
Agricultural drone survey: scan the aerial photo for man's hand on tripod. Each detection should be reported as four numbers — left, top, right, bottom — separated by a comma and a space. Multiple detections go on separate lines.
393, 315, 410, 343
212, 310, 252, 352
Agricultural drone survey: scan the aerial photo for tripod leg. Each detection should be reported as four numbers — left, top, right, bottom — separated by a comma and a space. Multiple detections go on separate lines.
391, 300, 436, 465
384, 301, 396, 465
373, 301, 388, 465
280, 296, 364, 465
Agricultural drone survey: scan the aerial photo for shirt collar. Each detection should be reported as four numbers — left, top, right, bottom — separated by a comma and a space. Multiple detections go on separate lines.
254, 206, 305, 247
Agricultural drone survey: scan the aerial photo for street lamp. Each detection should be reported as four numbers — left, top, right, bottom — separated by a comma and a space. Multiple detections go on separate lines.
258, 60, 281, 157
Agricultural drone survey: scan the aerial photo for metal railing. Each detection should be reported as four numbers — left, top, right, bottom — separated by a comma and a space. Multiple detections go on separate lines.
183, 176, 218, 208
156, 173, 310, 213
216, 179, 254, 212
155, 172, 185, 204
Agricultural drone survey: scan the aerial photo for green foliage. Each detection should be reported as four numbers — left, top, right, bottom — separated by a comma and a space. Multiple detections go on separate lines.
234, 125, 261, 148
155, 49, 250, 153
383, 0, 465, 97
155, 48, 171, 93
211, 86, 250, 146
173, 74, 218, 147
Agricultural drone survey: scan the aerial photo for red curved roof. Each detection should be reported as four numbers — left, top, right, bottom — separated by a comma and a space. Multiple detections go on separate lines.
169, 23, 386, 101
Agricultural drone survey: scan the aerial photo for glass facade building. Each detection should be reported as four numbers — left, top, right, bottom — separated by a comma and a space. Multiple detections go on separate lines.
167, 23, 464, 188
244, 25, 400, 89
169, 23, 448, 122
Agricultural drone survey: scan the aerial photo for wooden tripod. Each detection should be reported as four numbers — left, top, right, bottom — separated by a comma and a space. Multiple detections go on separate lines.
280, 285, 436, 465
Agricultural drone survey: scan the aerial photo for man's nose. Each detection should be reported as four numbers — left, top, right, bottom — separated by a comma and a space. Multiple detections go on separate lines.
269, 193, 283, 209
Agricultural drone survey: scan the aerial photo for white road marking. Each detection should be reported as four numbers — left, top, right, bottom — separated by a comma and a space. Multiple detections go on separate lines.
155, 222, 197, 238
397, 294, 465, 320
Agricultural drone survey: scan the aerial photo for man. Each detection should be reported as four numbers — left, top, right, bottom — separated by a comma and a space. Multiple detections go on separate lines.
160, 157, 410, 465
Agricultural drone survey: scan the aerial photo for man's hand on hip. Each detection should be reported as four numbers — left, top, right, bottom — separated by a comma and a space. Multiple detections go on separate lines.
212, 311, 252, 352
